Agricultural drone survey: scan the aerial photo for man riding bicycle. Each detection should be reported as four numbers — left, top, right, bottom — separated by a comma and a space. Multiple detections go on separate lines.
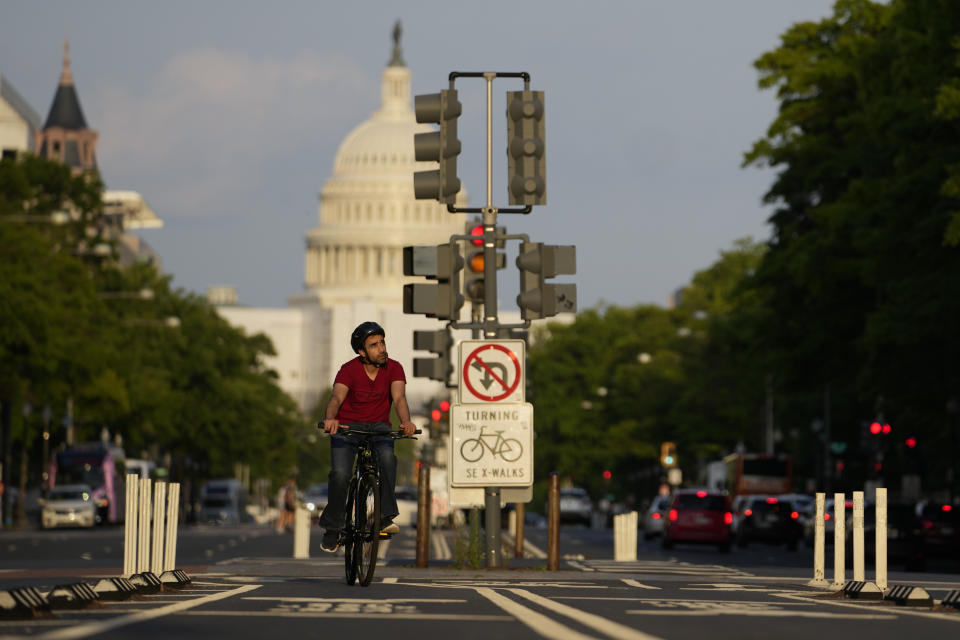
318, 321, 417, 552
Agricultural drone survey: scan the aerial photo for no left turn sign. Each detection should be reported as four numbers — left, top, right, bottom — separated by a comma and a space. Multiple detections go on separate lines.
459, 340, 525, 404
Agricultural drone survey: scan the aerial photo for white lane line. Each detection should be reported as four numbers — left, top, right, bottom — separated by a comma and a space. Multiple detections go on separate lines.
474, 587, 598, 640
621, 579, 659, 590
37, 584, 261, 640
382, 577, 399, 583
566, 560, 594, 572
508, 589, 663, 640
773, 591, 960, 623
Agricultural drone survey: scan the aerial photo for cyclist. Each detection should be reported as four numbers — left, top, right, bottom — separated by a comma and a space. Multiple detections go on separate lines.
318, 321, 417, 552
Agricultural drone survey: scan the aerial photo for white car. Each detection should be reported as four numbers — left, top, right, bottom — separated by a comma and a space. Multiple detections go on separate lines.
41, 484, 96, 529
642, 495, 670, 539
559, 487, 593, 526
303, 483, 328, 520
394, 486, 419, 527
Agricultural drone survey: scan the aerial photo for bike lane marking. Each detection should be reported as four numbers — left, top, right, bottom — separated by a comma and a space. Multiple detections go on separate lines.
505, 588, 663, 640
35, 584, 261, 640
474, 587, 599, 640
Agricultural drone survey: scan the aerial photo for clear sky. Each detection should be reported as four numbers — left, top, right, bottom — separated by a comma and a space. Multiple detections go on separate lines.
1, 0, 837, 311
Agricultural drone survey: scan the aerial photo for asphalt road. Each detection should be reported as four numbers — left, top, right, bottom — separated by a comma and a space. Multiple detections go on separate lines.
2, 523, 959, 639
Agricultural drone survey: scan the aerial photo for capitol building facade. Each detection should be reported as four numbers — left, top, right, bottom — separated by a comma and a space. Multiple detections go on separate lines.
214, 35, 467, 415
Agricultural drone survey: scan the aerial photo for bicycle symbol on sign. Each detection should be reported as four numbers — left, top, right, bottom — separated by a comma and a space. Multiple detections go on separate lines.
459, 426, 523, 462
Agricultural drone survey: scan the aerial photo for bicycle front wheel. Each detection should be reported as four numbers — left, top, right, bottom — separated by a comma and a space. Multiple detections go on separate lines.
355, 475, 381, 587
500, 438, 523, 462
343, 479, 358, 585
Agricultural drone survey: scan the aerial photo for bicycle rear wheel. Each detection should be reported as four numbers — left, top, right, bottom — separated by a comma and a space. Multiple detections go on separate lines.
355, 475, 381, 587
343, 480, 358, 585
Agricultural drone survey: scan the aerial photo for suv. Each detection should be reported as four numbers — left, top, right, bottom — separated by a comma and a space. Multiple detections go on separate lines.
662, 489, 732, 552
735, 495, 802, 550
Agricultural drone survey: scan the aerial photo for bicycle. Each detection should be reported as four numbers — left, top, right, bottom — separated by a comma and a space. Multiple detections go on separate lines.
333, 426, 419, 586
459, 426, 522, 463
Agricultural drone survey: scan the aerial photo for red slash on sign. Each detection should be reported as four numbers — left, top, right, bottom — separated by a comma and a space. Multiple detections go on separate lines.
462, 343, 522, 402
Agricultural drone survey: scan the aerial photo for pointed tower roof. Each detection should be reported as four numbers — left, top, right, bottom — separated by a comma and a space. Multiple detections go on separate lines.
43, 40, 89, 130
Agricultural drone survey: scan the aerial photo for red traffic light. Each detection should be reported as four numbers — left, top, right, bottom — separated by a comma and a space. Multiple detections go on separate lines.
602, 469, 612, 480
439, 400, 450, 412
869, 422, 882, 434
431, 409, 442, 421
470, 224, 484, 246
905, 437, 917, 449
882, 423, 891, 434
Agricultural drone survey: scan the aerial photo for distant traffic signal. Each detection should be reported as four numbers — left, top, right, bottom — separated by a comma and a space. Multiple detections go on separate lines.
414, 90, 462, 204
506, 90, 546, 205
660, 442, 677, 468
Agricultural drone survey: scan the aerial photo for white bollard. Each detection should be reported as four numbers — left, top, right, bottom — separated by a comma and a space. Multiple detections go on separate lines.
852, 491, 865, 582
875, 487, 887, 592
293, 506, 310, 559
508, 510, 517, 537
137, 478, 152, 574
613, 512, 638, 561
123, 474, 139, 578
809, 492, 828, 586
151, 482, 167, 575
164, 483, 180, 572
832, 492, 846, 588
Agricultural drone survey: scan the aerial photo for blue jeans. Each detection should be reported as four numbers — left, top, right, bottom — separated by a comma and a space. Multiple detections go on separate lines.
318, 422, 399, 532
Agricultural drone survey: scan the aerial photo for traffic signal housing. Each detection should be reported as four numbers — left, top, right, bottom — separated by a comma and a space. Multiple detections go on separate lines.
660, 442, 677, 468
516, 242, 576, 320
506, 90, 546, 205
414, 89, 462, 204
402, 244, 464, 320
412, 328, 453, 382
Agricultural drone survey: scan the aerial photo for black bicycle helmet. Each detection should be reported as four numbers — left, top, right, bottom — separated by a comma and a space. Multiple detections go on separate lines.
350, 321, 385, 354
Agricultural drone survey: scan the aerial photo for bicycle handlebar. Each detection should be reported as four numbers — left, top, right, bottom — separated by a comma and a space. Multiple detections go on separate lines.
315, 423, 421, 438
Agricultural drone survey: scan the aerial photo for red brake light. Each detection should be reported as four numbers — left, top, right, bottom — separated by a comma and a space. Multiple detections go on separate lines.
766, 497, 778, 504
696, 491, 707, 498
651, 512, 661, 520
825, 513, 831, 521
668, 509, 678, 522
943, 505, 953, 512
791, 511, 799, 519
724, 512, 733, 525
744, 509, 753, 517
922, 520, 934, 529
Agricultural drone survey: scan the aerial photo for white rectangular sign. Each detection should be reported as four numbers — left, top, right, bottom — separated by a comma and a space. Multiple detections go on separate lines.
458, 340, 525, 404
449, 403, 533, 487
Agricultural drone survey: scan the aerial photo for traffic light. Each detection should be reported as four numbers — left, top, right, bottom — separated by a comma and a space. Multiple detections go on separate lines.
506, 90, 546, 205
402, 244, 464, 320
412, 328, 453, 382
660, 442, 677, 468
516, 241, 576, 320
463, 223, 506, 305
414, 89, 462, 204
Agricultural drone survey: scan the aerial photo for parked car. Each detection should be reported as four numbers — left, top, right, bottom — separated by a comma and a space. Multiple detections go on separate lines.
642, 495, 670, 540
394, 486, 419, 527
303, 483, 328, 520
41, 484, 96, 529
559, 487, 593, 526
735, 495, 802, 550
662, 489, 732, 552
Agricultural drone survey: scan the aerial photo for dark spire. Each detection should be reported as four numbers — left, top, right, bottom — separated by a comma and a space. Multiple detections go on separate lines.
388, 20, 405, 67
43, 39, 88, 130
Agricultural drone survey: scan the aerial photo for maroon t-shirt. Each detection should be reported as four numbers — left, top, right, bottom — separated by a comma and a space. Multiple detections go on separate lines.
334, 357, 406, 423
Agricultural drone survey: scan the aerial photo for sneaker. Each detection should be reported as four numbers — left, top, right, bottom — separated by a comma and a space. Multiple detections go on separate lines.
380, 521, 399, 535
320, 530, 340, 552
